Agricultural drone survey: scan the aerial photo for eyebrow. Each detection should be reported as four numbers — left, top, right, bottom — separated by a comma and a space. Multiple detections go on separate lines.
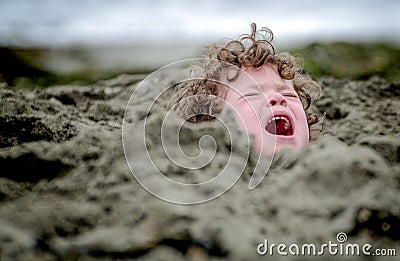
248, 83, 293, 92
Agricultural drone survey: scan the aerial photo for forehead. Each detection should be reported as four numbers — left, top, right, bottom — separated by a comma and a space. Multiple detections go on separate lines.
223, 64, 294, 92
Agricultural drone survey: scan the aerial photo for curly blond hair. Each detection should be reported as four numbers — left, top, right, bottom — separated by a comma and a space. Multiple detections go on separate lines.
168, 23, 323, 141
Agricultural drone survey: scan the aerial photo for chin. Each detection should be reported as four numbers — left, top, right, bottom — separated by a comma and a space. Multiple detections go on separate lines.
276, 140, 307, 152
258, 137, 309, 158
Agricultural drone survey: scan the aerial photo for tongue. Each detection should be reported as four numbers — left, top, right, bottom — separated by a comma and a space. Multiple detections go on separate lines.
265, 119, 292, 135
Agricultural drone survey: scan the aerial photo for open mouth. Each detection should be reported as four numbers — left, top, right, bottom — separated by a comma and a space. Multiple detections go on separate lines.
265, 115, 294, 136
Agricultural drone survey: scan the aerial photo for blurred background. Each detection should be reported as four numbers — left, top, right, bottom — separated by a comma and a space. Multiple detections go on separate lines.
1, 0, 399, 87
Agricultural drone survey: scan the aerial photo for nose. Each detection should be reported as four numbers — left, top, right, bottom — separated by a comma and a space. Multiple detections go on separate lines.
268, 92, 287, 107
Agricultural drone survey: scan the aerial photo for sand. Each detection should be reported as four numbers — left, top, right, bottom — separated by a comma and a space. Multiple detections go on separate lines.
0, 74, 399, 260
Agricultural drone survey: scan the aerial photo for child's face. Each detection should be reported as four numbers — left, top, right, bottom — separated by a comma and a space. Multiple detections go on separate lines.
222, 64, 309, 158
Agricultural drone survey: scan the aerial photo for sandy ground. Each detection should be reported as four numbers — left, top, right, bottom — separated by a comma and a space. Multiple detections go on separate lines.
0, 74, 399, 260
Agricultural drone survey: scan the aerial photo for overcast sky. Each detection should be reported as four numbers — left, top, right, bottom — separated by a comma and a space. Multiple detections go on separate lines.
0, 0, 399, 47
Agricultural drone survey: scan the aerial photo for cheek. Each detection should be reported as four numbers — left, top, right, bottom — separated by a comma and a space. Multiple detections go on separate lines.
290, 100, 307, 120
231, 100, 263, 133
291, 103, 309, 139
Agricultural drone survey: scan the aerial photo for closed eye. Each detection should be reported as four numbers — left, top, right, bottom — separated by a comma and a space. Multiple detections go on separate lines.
243, 92, 261, 97
283, 93, 298, 98
237, 92, 261, 101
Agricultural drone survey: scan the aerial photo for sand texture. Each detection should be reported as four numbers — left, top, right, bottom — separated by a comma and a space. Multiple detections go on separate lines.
0, 74, 399, 260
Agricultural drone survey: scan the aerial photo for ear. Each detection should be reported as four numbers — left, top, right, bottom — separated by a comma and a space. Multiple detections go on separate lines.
307, 113, 325, 141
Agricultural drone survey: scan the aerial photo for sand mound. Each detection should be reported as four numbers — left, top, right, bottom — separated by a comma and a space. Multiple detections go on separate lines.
0, 75, 399, 260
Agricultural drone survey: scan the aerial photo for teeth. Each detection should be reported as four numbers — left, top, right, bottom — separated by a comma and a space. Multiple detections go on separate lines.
267, 116, 290, 124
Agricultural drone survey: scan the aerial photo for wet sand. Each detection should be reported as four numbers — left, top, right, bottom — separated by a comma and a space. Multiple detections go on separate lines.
0, 74, 399, 260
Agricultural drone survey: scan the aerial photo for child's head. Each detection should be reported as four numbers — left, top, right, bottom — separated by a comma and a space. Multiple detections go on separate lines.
169, 23, 322, 157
